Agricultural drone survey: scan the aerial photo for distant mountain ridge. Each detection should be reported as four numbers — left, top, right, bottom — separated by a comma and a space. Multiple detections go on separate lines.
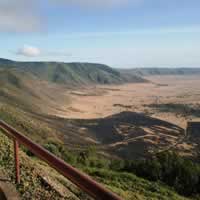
119, 67, 200, 76
0, 58, 146, 85
1, 58, 199, 88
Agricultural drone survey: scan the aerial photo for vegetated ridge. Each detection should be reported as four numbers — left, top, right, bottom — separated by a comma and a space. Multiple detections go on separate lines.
0, 58, 146, 86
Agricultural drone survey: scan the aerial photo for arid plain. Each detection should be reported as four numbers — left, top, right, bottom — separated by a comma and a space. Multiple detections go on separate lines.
51, 75, 200, 159
56, 75, 200, 128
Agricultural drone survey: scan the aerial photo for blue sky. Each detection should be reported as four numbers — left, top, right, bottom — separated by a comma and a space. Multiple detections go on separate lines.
0, 0, 200, 68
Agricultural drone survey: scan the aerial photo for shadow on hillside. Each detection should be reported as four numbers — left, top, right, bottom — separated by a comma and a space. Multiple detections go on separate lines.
30, 111, 184, 144
72, 111, 184, 144
25, 110, 185, 158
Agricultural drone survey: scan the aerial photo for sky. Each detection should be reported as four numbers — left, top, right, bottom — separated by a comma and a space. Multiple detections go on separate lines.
0, 0, 200, 68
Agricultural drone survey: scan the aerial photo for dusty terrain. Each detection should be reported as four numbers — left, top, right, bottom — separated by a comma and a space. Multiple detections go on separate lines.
55, 75, 200, 128
48, 75, 200, 159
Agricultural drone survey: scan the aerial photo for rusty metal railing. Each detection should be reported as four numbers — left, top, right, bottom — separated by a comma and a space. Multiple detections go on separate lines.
0, 120, 122, 200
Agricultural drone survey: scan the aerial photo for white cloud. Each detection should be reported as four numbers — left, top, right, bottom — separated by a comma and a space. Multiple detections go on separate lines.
15, 45, 72, 58
16, 45, 41, 57
0, 0, 42, 32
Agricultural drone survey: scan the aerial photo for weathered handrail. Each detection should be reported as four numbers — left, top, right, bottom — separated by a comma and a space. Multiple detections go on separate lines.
0, 120, 122, 200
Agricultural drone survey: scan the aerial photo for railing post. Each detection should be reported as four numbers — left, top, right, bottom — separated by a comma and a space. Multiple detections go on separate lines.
0, 120, 122, 199
14, 139, 20, 184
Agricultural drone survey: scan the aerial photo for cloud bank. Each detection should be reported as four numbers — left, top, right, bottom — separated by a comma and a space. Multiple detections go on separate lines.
0, 0, 141, 32
0, 0, 42, 32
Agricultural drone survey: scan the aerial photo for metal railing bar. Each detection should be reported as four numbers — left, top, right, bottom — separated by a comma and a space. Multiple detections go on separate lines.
0, 120, 122, 200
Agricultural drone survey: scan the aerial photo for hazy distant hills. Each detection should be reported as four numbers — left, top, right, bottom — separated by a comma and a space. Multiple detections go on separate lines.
0, 58, 146, 86
3, 58, 200, 89
1, 58, 200, 88
119, 67, 200, 76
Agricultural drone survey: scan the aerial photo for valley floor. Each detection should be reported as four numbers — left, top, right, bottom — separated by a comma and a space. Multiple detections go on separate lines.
51, 75, 200, 159
55, 75, 200, 128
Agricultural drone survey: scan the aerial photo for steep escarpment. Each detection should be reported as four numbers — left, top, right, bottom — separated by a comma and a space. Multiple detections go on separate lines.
0, 58, 146, 86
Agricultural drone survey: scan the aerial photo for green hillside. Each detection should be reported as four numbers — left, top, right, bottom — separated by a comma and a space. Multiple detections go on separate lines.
0, 58, 146, 85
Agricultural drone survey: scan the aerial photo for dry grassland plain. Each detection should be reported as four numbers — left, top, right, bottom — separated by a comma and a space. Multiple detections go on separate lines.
48, 75, 199, 158
55, 75, 200, 129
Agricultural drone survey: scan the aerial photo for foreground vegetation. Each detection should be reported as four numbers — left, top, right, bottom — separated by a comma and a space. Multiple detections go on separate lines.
115, 152, 200, 198
39, 140, 200, 199
0, 105, 191, 200
0, 130, 190, 200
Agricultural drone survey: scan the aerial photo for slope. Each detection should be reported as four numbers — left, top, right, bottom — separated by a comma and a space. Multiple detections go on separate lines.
0, 58, 146, 86
0, 68, 71, 114
0, 128, 190, 200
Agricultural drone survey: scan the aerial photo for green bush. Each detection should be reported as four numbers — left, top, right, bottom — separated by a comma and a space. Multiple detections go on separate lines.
121, 151, 200, 196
